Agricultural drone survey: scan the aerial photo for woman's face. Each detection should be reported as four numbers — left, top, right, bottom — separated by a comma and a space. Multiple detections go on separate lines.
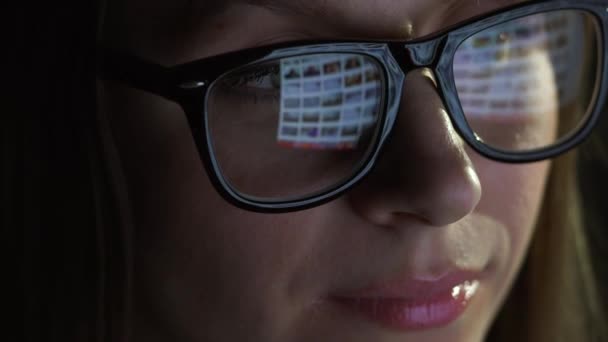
102, 0, 552, 341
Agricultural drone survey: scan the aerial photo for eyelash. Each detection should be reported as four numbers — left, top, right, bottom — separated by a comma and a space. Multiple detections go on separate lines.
227, 65, 280, 86
220, 68, 282, 104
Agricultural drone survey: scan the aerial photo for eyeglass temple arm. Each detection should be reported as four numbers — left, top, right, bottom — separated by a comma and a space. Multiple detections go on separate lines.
99, 48, 182, 102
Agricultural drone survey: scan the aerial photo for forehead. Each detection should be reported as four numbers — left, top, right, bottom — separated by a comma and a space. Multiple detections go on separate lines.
196, 0, 527, 37
209, 0, 524, 15
108, 0, 528, 62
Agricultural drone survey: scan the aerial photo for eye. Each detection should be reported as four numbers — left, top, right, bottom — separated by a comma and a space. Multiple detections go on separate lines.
226, 66, 281, 91
252, 71, 281, 89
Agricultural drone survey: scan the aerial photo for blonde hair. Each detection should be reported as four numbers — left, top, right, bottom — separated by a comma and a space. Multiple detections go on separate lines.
489, 149, 608, 341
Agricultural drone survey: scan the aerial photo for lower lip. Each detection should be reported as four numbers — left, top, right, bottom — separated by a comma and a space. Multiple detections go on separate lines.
330, 280, 480, 331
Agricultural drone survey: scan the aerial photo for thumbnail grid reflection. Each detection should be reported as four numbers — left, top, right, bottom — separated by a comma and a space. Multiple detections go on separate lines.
274, 12, 585, 151
278, 54, 383, 150
453, 11, 584, 118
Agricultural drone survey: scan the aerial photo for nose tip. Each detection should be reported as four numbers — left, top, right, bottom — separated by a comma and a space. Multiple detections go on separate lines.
418, 161, 482, 227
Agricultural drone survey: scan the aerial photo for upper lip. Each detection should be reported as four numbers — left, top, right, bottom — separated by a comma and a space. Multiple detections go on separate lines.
330, 269, 483, 301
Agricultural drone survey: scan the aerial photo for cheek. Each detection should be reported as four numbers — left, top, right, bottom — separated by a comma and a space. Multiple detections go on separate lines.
471, 150, 551, 285
103, 85, 325, 339
477, 159, 549, 243
136, 187, 333, 341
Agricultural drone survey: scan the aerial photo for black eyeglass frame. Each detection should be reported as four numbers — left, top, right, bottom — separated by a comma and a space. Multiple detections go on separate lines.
101, 0, 608, 212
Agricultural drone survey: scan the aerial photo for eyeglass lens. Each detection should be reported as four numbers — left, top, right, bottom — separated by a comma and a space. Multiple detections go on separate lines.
454, 10, 600, 152
206, 54, 385, 201
206, 9, 602, 202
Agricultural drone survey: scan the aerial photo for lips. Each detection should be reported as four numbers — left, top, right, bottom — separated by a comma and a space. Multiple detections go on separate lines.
329, 271, 482, 331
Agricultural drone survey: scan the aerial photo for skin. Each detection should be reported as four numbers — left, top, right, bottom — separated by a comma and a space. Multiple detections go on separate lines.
101, 0, 554, 341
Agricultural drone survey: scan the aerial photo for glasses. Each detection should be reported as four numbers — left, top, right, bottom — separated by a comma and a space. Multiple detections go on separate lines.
101, 0, 607, 212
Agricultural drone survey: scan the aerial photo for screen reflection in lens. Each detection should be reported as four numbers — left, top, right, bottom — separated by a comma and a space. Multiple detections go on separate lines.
454, 10, 599, 152
206, 53, 385, 201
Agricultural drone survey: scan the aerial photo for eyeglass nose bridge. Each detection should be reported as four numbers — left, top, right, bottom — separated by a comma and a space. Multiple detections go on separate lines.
389, 36, 447, 70
383, 36, 480, 162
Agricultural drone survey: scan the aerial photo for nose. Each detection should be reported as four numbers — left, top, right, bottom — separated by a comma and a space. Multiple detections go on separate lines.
347, 69, 482, 227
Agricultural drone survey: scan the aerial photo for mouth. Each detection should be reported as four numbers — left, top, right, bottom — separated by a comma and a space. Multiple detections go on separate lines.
328, 271, 482, 331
